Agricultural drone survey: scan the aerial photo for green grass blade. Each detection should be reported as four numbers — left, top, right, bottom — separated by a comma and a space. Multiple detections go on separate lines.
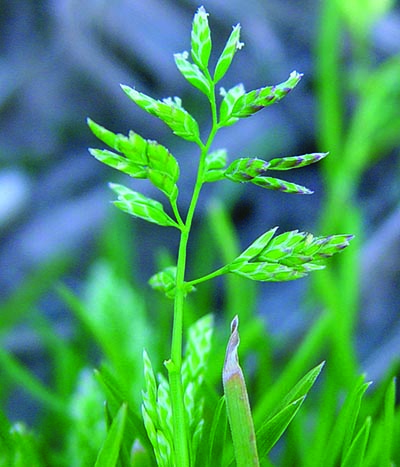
275, 361, 325, 416
223, 316, 259, 467
319, 375, 371, 467
94, 403, 127, 467
206, 396, 228, 467
0, 347, 66, 416
93, 368, 152, 455
254, 313, 331, 425
380, 377, 396, 467
257, 396, 305, 456
341, 416, 371, 467
0, 256, 71, 330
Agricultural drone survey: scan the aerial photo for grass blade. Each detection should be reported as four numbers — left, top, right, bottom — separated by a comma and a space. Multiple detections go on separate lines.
94, 403, 127, 467
341, 416, 371, 467
257, 396, 305, 456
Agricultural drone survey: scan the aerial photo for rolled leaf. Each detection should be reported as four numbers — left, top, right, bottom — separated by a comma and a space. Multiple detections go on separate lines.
231, 71, 303, 118
214, 24, 243, 83
109, 183, 179, 228
191, 6, 212, 70
174, 52, 211, 96
121, 86, 200, 142
223, 316, 259, 467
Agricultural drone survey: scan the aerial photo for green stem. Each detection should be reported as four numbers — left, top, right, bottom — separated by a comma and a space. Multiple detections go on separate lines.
187, 264, 230, 287
168, 80, 219, 466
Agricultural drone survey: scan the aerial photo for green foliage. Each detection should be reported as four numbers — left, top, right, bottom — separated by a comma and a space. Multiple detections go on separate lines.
85, 6, 355, 465
2, 3, 399, 467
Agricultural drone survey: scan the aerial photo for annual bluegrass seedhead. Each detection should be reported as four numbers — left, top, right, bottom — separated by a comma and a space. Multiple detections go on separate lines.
88, 5, 353, 466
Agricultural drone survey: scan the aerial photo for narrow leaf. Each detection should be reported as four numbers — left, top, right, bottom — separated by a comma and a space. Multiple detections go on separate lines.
191, 6, 212, 70
256, 396, 305, 455
321, 375, 371, 467
109, 183, 179, 228
207, 397, 228, 467
121, 86, 200, 142
223, 316, 259, 467
341, 417, 371, 467
93, 369, 153, 458
174, 51, 211, 96
94, 403, 127, 467
275, 361, 325, 415
231, 71, 303, 118
214, 24, 243, 83
380, 378, 396, 467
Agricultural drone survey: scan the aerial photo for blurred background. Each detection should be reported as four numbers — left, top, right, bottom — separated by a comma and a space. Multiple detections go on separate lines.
1, 0, 400, 426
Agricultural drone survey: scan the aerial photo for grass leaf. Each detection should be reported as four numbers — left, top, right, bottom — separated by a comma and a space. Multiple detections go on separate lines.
94, 403, 127, 467
257, 396, 305, 456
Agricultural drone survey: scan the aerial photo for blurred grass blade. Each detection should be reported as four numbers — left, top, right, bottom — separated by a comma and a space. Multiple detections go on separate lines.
254, 311, 333, 426
256, 396, 305, 455
0, 348, 65, 416
94, 403, 127, 467
320, 375, 371, 467
206, 396, 228, 467
380, 377, 396, 467
341, 416, 371, 467
94, 368, 152, 455
223, 315, 259, 467
0, 256, 71, 330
